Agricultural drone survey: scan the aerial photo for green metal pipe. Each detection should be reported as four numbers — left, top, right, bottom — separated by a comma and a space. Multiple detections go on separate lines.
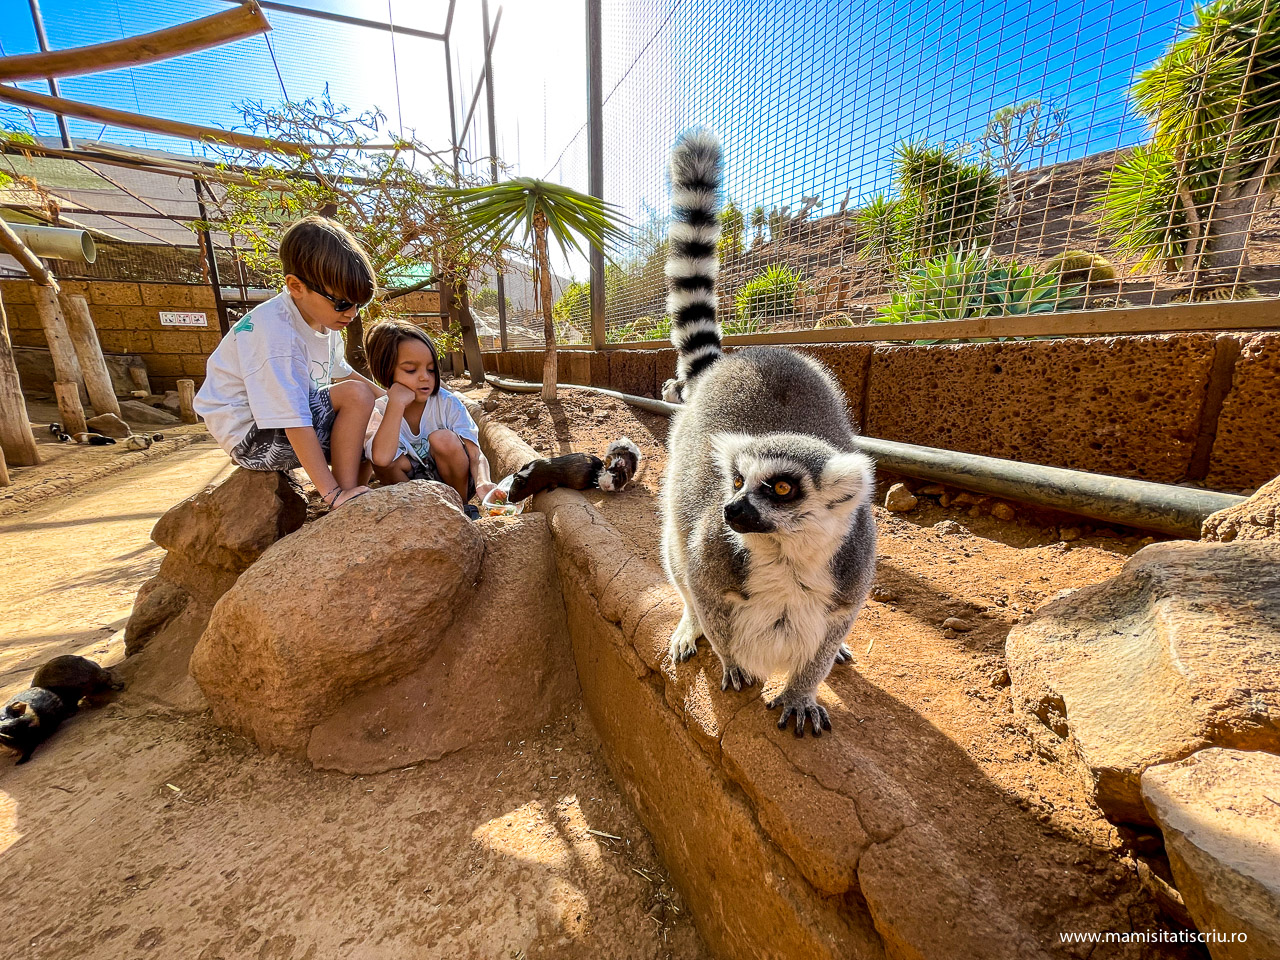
484, 376, 1244, 537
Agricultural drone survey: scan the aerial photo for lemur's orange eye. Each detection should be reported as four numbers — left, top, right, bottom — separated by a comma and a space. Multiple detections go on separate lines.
733, 476, 744, 489
773, 481, 792, 496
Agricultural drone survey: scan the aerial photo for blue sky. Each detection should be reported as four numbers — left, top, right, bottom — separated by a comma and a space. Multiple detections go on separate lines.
567, 0, 1196, 237
0, 0, 1197, 275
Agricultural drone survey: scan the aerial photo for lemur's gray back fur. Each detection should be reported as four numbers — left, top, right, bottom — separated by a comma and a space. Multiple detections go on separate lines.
659, 128, 877, 738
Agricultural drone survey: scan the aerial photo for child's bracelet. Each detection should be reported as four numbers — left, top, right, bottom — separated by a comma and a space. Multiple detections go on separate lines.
321, 486, 343, 506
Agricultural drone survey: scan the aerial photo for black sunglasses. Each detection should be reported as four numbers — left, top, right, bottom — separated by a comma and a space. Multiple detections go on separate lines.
306, 282, 371, 314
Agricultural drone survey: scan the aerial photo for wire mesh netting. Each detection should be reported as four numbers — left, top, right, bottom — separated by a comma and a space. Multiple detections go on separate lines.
3, 0, 1279, 348
542, 0, 1280, 342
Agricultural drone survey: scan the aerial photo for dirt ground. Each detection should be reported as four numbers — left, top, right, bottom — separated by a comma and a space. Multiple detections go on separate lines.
0, 378, 1201, 958
465, 379, 1204, 956
0, 431, 707, 960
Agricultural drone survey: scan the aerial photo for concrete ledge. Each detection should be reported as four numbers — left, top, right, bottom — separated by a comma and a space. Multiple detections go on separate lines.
474, 406, 1057, 960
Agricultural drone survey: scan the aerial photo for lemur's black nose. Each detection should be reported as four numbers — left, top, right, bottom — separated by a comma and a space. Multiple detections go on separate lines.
724, 497, 771, 533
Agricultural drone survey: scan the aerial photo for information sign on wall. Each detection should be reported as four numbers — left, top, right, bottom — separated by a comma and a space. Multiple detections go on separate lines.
159, 311, 208, 327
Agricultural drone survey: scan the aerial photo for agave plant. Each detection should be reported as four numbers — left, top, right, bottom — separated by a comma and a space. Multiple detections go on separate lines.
876, 249, 1079, 329
440, 178, 626, 400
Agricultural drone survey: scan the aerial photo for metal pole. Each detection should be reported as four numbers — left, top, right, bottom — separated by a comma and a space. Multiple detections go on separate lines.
483, 376, 1246, 538
482, 0, 509, 352
194, 177, 230, 336
444, 36, 459, 176
586, 0, 605, 350
26, 0, 72, 149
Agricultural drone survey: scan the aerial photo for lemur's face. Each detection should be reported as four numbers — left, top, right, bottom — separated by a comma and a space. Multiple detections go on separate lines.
711, 433, 873, 537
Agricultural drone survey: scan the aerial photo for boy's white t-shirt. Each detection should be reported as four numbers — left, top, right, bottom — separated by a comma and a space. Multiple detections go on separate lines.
364, 388, 480, 465
194, 291, 354, 456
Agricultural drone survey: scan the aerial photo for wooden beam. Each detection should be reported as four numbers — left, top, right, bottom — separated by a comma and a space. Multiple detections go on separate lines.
0, 217, 58, 289
0, 286, 40, 467
53, 380, 87, 438
61, 294, 121, 419
0, 85, 338, 156
595, 298, 1280, 350
213, 0, 446, 41
0, 4, 271, 82
0, 87, 449, 161
32, 285, 85, 397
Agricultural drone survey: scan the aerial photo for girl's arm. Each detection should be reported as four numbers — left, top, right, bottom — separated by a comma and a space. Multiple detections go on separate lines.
369, 384, 414, 467
462, 438, 497, 500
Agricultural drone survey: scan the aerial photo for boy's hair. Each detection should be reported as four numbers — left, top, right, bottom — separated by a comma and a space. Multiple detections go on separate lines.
365, 320, 441, 395
279, 217, 376, 306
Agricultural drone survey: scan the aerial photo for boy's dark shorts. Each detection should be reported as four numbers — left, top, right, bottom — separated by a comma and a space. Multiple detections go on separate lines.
232, 387, 337, 471
406, 443, 476, 501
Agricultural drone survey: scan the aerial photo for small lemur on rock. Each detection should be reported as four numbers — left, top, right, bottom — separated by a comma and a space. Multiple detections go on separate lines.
506, 437, 643, 502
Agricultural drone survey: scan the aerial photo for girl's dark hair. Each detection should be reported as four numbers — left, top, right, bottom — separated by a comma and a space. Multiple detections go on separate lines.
278, 216, 376, 305
365, 320, 441, 395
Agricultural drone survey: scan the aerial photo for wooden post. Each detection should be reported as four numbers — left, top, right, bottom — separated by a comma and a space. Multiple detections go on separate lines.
54, 380, 87, 438
127, 364, 151, 395
0, 286, 39, 466
32, 285, 86, 401
177, 378, 198, 424
60, 294, 121, 418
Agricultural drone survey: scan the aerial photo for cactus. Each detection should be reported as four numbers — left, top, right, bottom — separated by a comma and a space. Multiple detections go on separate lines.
1043, 251, 1118, 284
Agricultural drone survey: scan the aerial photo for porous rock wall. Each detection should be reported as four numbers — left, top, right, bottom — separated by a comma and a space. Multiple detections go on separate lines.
482, 331, 1280, 490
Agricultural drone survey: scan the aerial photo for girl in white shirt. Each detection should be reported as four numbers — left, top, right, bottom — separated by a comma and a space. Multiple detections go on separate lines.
364, 321, 497, 518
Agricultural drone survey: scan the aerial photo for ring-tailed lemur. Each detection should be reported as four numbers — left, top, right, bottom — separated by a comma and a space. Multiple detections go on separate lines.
659, 129, 877, 738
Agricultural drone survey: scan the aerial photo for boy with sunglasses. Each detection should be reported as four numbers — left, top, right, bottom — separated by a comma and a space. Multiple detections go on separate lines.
195, 217, 383, 509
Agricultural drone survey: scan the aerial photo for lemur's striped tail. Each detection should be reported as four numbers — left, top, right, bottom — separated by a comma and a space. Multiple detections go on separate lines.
665, 129, 722, 398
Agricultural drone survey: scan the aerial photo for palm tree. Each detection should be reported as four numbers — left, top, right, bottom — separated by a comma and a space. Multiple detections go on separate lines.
1098, 0, 1280, 280
750, 204, 766, 246
442, 178, 625, 400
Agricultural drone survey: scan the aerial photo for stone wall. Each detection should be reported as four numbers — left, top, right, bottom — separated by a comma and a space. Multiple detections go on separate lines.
482, 331, 1280, 491
3, 279, 220, 394
2, 279, 441, 395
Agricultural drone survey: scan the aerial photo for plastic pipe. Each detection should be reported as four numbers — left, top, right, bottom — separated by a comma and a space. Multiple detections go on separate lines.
9, 223, 96, 263
484, 375, 1244, 537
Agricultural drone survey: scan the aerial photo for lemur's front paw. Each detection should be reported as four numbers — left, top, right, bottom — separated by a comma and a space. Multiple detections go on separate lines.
661, 378, 684, 403
668, 610, 701, 664
720, 663, 756, 692
766, 690, 831, 738
834, 642, 853, 665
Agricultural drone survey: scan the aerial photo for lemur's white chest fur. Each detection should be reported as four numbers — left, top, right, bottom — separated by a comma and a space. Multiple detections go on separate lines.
727, 535, 841, 681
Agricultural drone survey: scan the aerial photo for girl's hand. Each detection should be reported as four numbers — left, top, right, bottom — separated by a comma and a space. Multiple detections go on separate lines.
387, 382, 416, 407
475, 480, 499, 502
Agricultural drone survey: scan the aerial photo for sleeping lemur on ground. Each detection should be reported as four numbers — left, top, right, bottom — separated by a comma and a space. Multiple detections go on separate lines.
659, 129, 876, 738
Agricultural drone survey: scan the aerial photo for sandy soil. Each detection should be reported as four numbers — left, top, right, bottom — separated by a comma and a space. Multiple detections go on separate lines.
0, 399, 210, 519
0, 376, 1203, 958
0, 441, 707, 960
465, 379, 1203, 957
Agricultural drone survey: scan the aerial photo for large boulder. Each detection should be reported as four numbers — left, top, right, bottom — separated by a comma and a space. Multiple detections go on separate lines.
119, 468, 307, 710
190, 481, 485, 757
1007, 540, 1280, 824
1141, 749, 1280, 960
124, 468, 308, 655
308, 513, 577, 774
1202, 475, 1280, 542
